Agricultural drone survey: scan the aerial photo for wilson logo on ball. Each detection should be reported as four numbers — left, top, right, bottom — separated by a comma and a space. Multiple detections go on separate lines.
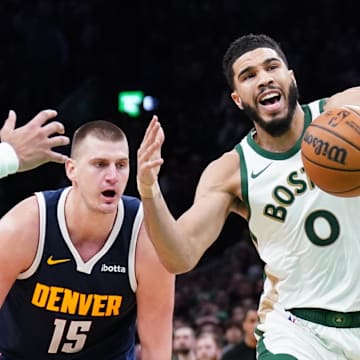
301, 106, 360, 197
302, 131, 348, 165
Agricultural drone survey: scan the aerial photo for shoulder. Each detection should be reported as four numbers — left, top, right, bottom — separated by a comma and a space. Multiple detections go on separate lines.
1, 195, 40, 242
1, 195, 39, 228
222, 342, 247, 357
0, 195, 40, 273
197, 149, 245, 213
122, 194, 140, 205
200, 149, 240, 189
121, 195, 141, 218
121, 195, 141, 211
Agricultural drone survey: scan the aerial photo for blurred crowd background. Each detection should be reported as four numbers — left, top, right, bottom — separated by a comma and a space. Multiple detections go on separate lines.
1, 0, 359, 358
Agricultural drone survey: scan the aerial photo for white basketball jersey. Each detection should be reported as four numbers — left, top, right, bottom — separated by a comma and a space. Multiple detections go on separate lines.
237, 99, 360, 316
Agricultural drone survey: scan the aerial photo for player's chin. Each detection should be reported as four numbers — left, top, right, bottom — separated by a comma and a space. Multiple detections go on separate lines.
100, 196, 119, 210
259, 109, 285, 124
99, 203, 118, 214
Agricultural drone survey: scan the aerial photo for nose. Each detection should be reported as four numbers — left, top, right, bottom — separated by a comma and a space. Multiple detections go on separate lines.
105, 164, 118, 182
257, 69, 274, 88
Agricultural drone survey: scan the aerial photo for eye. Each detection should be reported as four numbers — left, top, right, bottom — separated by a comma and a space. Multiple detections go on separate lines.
94, 161, 106, 168
267, 62, 279, 72
116, 161, 128, 169
244, 72, 256, 81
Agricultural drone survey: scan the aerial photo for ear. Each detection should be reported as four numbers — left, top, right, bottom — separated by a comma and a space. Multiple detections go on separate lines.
289, 69, 296, 85
65, 158, 76, 182
231, 91, 243, 110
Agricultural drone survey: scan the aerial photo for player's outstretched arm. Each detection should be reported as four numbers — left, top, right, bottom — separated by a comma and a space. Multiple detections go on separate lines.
0, 110, 69, 178
137, 116, 234, 274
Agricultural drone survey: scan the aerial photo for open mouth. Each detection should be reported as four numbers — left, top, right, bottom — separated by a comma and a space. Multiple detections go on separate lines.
259, 91, 281, 106
102, 190, 116, 198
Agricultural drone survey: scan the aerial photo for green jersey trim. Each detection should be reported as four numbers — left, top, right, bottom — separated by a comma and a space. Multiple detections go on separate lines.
235, 143, 250, 221
257, 332, 298, 359
245, 99, 326, 160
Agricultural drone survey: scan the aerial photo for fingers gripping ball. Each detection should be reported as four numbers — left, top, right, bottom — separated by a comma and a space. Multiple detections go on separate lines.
301, 106, 360, 197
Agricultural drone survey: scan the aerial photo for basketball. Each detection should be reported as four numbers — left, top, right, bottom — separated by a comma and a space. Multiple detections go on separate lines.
301, 106, 360, 197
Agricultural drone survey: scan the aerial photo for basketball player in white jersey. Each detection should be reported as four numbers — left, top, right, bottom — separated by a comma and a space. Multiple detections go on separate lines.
137, 34, 360, 359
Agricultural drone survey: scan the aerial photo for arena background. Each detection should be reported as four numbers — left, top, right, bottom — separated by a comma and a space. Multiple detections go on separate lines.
0, 0, 359, 266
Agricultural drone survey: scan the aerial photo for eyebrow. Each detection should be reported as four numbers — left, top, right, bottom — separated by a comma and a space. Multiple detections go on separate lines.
237, 57, 280, 79
90, 156, 129, 162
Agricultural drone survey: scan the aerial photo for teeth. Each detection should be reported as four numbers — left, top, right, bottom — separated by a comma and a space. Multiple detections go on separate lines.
261, 92, 278, 101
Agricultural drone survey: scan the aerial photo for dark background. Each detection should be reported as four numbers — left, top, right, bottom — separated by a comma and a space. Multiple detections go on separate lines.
1, 0, 359, 266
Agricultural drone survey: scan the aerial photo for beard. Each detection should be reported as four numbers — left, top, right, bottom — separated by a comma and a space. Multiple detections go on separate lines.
174, 348, 192, 355
174, 348, 191, 356
242, 80, 299, 137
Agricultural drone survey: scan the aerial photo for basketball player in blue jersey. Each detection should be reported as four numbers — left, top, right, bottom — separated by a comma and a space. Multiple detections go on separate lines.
0, 120, 175, 359
0, 109, 69, 178
137, 34, 360, 359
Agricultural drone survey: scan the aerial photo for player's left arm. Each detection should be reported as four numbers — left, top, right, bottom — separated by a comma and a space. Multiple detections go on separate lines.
324, 86, 360, 110
135, 222, 175, 360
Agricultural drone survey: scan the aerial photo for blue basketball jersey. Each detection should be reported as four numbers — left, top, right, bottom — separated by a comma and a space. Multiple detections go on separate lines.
0, 187, 143, 360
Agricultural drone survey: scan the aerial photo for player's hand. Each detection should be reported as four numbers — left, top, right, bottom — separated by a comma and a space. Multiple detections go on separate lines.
0, 110, 70, 172
137, 115, 164, 190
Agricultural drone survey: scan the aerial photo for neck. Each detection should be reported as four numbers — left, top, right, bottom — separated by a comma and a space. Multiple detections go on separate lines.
254, 104, 304, 152
64, 189, 117, 244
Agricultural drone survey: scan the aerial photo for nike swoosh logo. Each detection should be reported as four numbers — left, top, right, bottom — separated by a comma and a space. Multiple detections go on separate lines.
251, 162, 272, 179
47, 256, 71, 266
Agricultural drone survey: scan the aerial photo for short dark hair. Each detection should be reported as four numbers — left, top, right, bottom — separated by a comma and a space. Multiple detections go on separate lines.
222, 33, 289, 90
71, 120, 126, 158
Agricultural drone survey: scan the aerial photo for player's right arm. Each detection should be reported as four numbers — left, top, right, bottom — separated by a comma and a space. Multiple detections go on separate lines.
0, 196, 39, 307
137, 116, 243, 274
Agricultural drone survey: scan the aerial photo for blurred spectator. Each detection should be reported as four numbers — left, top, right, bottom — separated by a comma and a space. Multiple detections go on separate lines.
221, 319, 243, 355
194, 315, 223, 339
230, 305, 246, 323
172, 324, 197, 360
195, 332, 222, 360
221, 307, 258, 360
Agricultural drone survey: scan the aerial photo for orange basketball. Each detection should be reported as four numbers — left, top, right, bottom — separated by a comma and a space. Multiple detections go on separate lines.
301, 106, 360, 197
